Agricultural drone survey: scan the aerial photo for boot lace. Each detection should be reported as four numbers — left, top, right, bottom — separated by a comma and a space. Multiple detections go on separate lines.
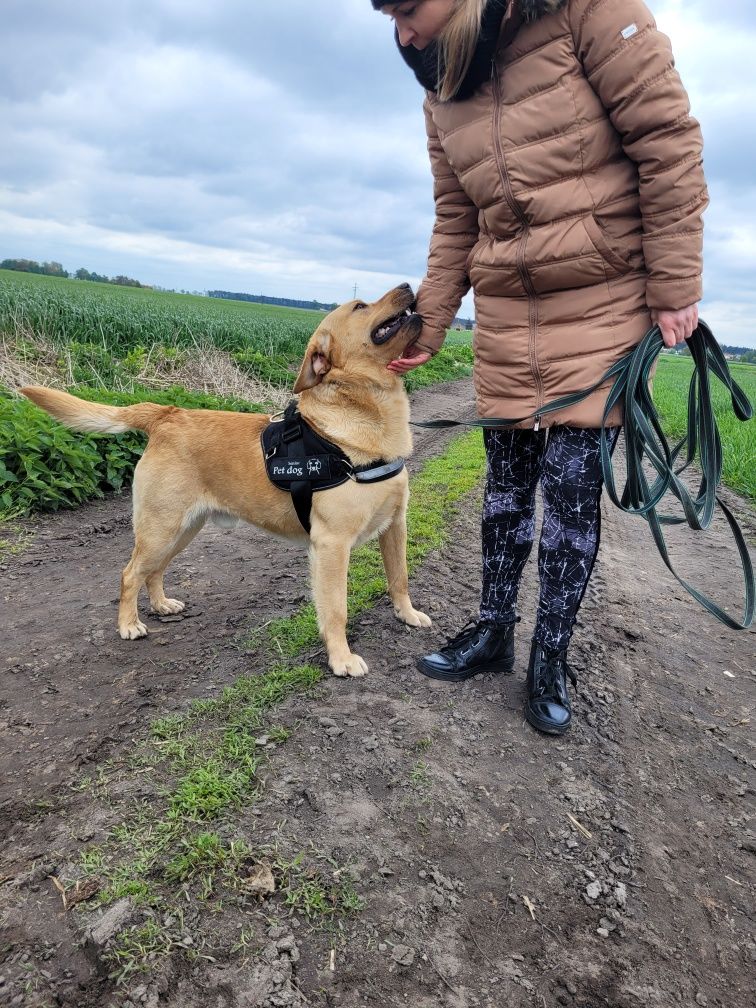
439, 618, 490, 655
534, 647, 578, 699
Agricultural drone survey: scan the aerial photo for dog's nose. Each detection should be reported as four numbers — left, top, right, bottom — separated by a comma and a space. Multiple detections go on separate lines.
398, 283, 412, 290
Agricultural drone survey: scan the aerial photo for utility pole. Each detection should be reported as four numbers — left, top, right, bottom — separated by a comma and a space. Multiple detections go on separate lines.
352, 284, 358, 300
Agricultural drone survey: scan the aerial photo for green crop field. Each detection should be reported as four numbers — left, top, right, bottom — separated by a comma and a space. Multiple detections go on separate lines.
0, 268, 319, 358
653, 353, 755, 500
0, 269, 473, 394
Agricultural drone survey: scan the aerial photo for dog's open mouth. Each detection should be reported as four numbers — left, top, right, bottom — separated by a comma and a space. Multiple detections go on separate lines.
371, 307, 419, 345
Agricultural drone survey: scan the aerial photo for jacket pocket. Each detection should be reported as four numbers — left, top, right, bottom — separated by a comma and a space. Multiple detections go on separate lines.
583, 215, 634, 274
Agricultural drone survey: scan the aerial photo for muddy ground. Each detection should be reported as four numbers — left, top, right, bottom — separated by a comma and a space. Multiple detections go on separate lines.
0, 378, 754, 1008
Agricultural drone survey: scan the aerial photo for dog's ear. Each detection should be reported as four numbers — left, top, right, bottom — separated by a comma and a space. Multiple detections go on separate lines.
293, 330, 332, 393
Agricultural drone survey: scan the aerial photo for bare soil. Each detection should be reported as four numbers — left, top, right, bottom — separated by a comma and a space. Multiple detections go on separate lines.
1, 378, 754, 1008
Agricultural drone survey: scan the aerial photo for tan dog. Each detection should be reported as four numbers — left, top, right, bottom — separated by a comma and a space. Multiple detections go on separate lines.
20, 284, 431, 677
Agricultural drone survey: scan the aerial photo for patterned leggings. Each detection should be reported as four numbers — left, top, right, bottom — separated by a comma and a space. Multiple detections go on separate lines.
479, 425, 620, 651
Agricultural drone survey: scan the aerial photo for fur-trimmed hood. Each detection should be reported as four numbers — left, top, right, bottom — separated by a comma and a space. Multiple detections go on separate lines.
520, 0, 567, 22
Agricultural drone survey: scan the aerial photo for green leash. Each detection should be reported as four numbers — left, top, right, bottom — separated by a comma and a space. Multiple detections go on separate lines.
411, 322, 754, 629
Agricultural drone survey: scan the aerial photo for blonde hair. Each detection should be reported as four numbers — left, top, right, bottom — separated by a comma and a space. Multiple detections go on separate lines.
437, 0, 487, 102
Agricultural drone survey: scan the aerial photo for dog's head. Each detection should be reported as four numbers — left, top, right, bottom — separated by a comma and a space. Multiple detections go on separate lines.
293, 284, 423, 393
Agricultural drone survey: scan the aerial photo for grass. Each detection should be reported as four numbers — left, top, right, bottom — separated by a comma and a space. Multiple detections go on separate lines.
653, 354, 755, 499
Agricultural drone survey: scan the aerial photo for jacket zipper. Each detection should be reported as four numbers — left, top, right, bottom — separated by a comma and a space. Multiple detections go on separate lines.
491, 65, 545, 421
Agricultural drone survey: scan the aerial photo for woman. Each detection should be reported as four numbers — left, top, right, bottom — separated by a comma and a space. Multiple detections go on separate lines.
372, 0, 707, 734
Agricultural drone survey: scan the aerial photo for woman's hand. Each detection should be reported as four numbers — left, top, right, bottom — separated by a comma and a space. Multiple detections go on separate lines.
387, 344, 433, 375
651, 304, 699, 348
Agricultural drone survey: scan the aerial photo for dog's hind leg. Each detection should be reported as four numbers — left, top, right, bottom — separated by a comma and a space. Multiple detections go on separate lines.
118, 511, 206, 640
145, 517, 207, 615
378, 505, 431, 629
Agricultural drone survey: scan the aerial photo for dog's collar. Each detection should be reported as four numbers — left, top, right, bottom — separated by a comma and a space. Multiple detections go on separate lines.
261, 401, 404, 533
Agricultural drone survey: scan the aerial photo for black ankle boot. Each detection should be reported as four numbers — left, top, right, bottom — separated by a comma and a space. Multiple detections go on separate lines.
417, 618, 515, 682
525, 640, 577, 735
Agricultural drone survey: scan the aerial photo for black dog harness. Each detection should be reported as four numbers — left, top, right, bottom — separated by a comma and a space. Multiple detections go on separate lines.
261, 401, 405, 533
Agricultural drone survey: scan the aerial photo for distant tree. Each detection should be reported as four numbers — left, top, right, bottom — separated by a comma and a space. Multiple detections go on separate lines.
75, 268, 111, 283
111, 275, 142, 287
1, 257, 41, 273
41, 261, 68, 277
741, 349, 756, 364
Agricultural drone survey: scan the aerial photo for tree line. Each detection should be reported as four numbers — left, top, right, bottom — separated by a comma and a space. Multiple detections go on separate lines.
0, 258, 145, 288
208, 290, 338, 312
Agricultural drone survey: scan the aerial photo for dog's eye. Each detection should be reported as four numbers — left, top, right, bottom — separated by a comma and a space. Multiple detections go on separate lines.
352, 302, 367, 312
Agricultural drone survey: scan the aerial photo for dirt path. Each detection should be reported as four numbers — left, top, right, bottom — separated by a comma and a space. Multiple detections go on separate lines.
1, 379, 754, 1008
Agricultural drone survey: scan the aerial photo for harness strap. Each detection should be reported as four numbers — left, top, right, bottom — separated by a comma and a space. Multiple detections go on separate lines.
262, 402, 405, 534
412, 322, 754, 630
353, 458, 406, 483
290, 480, 314, 535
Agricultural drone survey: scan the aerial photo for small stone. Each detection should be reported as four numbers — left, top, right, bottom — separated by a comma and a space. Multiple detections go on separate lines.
86, 898, 134, 949
596, 927, 610, 938
391, 944, 415, 966
695, 995, 707, 1007
586, 881, 602, 900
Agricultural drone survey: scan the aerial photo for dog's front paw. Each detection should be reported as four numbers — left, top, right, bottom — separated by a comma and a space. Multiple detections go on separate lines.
331, 653, 368, 678
119, 620, 148, 640
151, 598, 185, 616
395, 605, 432, 628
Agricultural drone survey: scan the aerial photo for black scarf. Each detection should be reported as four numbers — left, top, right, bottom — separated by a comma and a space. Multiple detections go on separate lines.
396, 0, 511, 101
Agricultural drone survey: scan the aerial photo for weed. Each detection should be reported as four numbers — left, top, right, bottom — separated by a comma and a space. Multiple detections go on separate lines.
231, 924, 258, 955
107, 919, 177, 984
272, 851, 364, 922
100, 879, 155, 906
410, 760, 431, 788
163, 832, 249, 900
79, 846, 106, 874
169, 760, 252, 821
0, 522, 31, 557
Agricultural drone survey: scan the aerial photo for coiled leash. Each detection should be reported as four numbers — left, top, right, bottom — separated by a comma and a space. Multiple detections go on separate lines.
412, 322, 754, 629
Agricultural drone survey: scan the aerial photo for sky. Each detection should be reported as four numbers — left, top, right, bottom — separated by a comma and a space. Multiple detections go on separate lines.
1, 0, 754, 346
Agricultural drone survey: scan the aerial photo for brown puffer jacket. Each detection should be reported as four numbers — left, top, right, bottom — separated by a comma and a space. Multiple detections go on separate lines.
414, 0, 708, 427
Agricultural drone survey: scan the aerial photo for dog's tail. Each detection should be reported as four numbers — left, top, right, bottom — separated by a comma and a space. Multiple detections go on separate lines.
19, 386, 170, 436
